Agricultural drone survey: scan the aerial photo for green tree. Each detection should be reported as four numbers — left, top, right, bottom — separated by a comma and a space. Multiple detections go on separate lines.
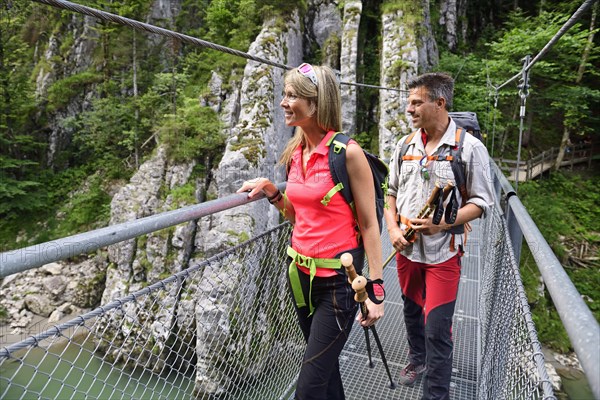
0, 2, 44, 218
156, 97, 225, 164
439, 7, 600, 158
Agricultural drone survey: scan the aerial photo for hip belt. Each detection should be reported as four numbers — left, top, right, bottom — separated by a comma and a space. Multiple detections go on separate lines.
287, 246, 341, 315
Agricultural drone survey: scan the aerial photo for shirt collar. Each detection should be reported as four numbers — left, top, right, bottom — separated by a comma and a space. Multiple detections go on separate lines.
292, 130, 337, 160
440, 119, 458, 147
412, 119, 458, 151
315, 130, 338, 155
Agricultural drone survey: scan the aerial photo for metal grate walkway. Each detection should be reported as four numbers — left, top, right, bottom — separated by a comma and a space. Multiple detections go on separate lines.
340, 222, 482, 400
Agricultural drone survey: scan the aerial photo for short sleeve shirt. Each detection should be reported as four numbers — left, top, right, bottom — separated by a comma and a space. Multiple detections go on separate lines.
286, 131, 359, 275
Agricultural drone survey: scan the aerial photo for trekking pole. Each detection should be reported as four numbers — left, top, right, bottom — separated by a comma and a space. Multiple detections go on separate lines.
382, 181, 455, 270
382, 250, 397, 270
341, 253, 396, 389
341, 254, 374, 367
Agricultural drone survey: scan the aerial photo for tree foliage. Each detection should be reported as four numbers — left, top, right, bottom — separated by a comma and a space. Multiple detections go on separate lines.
438, 7, 600, 156
0, 2, 45, 218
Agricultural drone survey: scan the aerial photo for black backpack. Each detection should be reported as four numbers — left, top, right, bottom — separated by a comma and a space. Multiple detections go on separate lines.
325, 132, 389, 234
449, 111, 483, 142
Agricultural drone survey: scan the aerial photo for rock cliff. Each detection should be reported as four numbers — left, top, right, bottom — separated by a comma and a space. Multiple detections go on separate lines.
1, 1, 445, 392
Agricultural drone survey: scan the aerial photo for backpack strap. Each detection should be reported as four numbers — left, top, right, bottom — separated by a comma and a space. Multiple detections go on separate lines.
324, 132, 354, 209
448, 128, 467, 235
450, 128, 468, 206
399, 131, 418, 163
325, 132, 389, 241
324, 132, 363, 242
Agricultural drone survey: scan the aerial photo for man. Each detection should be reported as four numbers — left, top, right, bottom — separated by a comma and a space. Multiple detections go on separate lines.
384, 73, 494, 399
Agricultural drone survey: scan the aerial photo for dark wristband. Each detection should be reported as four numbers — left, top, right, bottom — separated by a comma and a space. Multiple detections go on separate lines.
268, 190, 283, 204
366, 279, 385, 304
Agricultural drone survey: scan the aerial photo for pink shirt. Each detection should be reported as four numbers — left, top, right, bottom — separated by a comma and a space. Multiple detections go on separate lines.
286, 130, 359, 277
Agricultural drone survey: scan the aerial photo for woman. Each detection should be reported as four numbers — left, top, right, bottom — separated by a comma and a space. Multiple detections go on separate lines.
237, 63, 383, 400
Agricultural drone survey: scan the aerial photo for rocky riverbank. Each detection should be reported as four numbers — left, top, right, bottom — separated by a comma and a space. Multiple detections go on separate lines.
543, 347, 594, 399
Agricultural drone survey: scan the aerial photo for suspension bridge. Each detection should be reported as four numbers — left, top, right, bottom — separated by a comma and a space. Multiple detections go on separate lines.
1, 0, 599, 399
1, 162, 598, 399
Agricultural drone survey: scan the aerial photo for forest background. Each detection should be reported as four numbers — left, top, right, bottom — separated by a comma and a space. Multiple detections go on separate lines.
1, 0, 599, 357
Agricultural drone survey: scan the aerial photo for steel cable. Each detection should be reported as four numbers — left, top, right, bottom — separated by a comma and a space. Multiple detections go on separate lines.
493, 0, 597, 91
32, 0, 407, 93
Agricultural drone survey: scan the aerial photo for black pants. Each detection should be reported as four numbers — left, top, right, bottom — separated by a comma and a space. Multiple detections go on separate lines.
289, 250, 363, 400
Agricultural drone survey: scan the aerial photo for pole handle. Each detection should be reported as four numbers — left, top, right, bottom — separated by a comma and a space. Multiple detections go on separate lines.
341, 253, 369, 312
352, 276, 368, 303
404, 180, 454, 240
341, 252, 358, 283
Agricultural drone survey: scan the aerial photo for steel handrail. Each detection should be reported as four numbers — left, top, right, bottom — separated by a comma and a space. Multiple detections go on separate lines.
492, 161, 600, 399
0, 183, 286, 278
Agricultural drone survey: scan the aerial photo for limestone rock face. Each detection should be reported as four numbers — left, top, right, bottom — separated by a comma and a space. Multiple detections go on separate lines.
103, 146, 168, 304
97, 145, 200, 374
378, 10, 419, 161
34, 13, 99, 167
196, 14, 301, 259
340, 1, 362, 134
305, 0, 342, 68
189, 14, 302, 397
440, 0, 458, 51
419, 0, 439, 71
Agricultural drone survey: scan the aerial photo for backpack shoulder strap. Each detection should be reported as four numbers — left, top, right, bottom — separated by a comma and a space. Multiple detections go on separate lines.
322, 132, 353, 207
396, 130, 418, 172
401, 131, 417, 157
450, 128, 468, 202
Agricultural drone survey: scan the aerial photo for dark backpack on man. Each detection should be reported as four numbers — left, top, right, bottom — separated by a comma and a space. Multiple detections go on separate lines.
323, 132, 389, 234
449, 111, 483, 142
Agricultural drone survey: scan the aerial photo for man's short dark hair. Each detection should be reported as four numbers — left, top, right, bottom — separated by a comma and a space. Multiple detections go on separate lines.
407, 73, 454, 111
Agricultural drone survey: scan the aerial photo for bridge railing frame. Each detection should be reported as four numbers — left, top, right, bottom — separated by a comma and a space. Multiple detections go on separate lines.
491, 159, 600, 399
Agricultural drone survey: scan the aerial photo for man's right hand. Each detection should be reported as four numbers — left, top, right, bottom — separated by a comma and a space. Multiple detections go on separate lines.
389, 226, 411, 252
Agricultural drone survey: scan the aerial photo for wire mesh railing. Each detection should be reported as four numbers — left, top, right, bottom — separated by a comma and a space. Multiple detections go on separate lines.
1, 223, 304, 400
478, 206, 554, 399
1, 201, 557, 400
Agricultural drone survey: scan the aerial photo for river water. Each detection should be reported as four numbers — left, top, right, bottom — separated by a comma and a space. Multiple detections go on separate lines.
2, 334, 594, 399
558, 368, 595, 400
0, 335, 195, 399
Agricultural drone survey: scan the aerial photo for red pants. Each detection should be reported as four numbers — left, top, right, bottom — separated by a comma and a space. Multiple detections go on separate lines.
396, 253, 461, 400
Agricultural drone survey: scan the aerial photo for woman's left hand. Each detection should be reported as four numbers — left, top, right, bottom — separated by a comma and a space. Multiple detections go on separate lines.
357, 299, 384, 327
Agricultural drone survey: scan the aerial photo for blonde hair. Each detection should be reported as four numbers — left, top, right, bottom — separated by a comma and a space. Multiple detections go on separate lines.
279, 65, 342, 167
